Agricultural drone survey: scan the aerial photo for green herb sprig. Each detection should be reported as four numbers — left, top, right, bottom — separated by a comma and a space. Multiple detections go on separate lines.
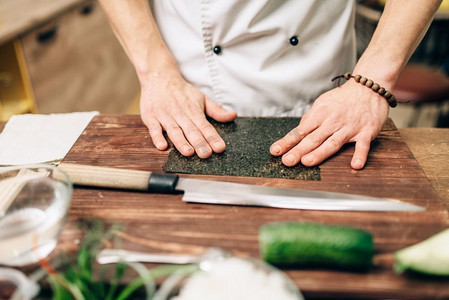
37, 219, 195, 300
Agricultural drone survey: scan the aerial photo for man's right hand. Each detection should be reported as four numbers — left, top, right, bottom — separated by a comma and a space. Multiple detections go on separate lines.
98, 0, 237, 159
139, 70, 237, 159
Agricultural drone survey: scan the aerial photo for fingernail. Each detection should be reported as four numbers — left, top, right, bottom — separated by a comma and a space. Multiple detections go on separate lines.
353, 159, 363, 169
303, 155, 314, 164
214, 141, 224, 149
271, 145, 281, 155
285, 154, 296, 165
183, 145, 193, 153
156, 142, 165, 149
199, 146, 209, 155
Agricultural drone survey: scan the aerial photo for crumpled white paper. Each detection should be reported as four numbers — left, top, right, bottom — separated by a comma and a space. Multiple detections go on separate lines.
0, 111, 98, 166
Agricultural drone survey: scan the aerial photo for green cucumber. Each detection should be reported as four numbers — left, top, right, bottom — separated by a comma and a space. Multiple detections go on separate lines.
394, 228, 449, 276
259, 222, 374, 270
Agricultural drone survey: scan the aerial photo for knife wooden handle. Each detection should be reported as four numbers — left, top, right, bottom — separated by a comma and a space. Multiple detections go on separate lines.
58, 163, 179, 193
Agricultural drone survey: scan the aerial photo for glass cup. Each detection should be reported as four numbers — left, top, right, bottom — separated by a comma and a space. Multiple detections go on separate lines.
0, 164, 72, 266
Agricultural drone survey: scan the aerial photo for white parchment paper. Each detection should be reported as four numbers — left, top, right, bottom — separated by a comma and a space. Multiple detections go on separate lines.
0, 112, 98, 166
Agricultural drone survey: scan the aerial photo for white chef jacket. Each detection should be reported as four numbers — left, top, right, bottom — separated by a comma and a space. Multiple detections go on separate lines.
150, 0, 356, 117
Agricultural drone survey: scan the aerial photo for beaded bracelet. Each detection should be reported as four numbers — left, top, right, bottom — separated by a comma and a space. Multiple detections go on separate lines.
331, 72, 397, 108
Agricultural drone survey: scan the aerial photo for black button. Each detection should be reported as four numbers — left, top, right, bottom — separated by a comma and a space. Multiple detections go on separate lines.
289, 35, 299, 46
213, 45, 222, 55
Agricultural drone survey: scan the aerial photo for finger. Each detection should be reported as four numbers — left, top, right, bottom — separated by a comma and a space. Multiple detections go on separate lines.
187, 97, 228, 154
176, 118, 214, 159
143, 116, 168, 150
281, 125, 331, 167
205, 98, 238, 123
270, 110, 323, 156
351, 135, 371, 170
270, 126, 308, 156
192, 119, 227, 153
300, 129, 348, 167
162, 118, 195, 157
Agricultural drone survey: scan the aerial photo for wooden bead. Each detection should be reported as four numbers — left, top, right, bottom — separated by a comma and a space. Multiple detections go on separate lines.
383, 90, 392, 99
389, 95, 397, 107
332, 73, 397, 108
365, 79, 374, 88
371, 83, 380, 92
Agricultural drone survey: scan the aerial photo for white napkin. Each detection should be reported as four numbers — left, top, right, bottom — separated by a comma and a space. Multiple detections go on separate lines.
0, 111, 98, 166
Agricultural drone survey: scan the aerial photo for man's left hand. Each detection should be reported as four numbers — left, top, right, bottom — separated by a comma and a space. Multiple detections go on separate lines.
270, 80, 389, 169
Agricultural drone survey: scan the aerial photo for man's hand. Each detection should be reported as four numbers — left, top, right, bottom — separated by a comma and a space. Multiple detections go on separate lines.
269, 0, 441, 170
140, 71, 237, 159
270, 80, 389, 169
98, 0, 236, 159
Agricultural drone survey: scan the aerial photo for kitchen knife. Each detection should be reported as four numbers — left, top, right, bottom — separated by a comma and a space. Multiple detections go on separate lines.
57, 163, 424, 212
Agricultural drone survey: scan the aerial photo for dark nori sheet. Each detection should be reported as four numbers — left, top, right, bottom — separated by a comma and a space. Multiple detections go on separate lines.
163, 117, 320, 180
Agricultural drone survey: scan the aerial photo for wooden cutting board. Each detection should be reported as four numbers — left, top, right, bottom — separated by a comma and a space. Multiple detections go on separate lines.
59, 115, 449, 299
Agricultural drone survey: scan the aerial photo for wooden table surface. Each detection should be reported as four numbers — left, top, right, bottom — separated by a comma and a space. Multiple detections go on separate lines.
399, 127, 449, 211
1, 115, 449, 299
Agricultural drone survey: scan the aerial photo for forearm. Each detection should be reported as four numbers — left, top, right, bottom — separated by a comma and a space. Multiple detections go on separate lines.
98, 0, 178, 83
354, 0, 442, 89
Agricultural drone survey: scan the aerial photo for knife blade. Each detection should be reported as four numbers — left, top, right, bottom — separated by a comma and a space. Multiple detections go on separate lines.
57, 163, 424, 212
